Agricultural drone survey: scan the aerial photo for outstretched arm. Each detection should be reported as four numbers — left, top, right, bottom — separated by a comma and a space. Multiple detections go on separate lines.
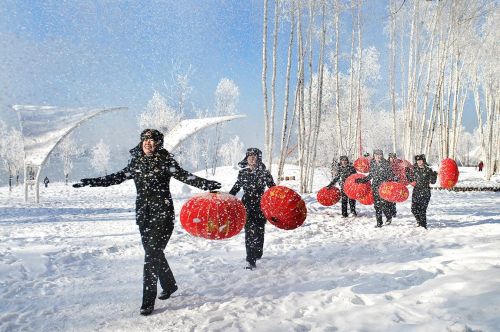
73, 167, 132, 188
168, 158, 221, 191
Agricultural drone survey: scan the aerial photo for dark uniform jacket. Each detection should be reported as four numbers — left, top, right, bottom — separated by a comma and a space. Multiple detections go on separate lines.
359, 159, 395, 190
82, 146, 216, 225
406, 165, 437, 191
328, 164, 357, 189
229, 166, 275, 213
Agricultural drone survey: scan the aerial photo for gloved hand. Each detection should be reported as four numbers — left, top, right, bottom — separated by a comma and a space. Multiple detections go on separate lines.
205, 181, 222, 192
72, 178, 92, 188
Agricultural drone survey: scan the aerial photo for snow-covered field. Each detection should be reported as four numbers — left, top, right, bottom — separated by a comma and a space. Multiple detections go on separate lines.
1, 166, 499, 332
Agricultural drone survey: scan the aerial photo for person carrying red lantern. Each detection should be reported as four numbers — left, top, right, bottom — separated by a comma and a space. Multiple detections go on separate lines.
387, 153, 400, 218
72, 129, 221, 316
229, 148, 276, 270
406, 154, 437, 229
355, 149, 396, 227
326, 156, 357, 218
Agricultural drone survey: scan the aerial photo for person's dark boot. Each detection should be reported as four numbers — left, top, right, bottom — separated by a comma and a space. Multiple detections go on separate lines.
375, 221, 383, 228
140, 306, 154, 316
385, 218, 392, 225
245, 261, 256, 270
351, 210, 357, 217
158, 285, 178, 300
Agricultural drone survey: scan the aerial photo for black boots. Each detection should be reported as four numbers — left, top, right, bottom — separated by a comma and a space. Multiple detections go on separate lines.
140, 306, 154, 316
158, 285, 178, 300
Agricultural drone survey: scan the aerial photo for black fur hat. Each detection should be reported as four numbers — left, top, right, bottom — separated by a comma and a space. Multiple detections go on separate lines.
339, 155, 349, 162
414, 154, 428, 165
238, 148, 264, 168
140, 129, 164, 149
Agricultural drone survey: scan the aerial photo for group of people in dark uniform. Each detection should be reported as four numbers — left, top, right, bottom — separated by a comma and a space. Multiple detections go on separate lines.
327, 149, 437, 229
73, 129, 437, 316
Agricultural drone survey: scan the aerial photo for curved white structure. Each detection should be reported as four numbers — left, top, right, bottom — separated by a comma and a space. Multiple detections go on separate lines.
13, 105, 127, 203
13, 105, 246, 203
163, 114, 246, 151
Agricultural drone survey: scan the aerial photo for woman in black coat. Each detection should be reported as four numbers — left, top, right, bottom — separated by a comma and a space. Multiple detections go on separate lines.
327, 156, 357, 217
406, 154, 437, 229
356, 149, 396, 227
73, 129, 221, 315
229, 148, 275, 270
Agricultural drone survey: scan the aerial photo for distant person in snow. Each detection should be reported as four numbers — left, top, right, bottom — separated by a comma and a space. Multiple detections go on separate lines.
43, 177, 50, 188
356, 149, 396, 228
387, 153, 399, 218
229, 148, 275, 270
327, 156, 357, 218
406, 154, 437, 230
72, 129, 221, 316
477, 161, 484, 172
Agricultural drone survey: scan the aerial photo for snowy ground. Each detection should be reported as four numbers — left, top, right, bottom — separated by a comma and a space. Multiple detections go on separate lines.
1, 166, 499, 332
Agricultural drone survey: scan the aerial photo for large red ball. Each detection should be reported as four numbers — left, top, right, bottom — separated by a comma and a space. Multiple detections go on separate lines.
317, 187, 341, 206
439, 158, 459, 189
343, 174, 371, 200
378, 181, 409, 203
357, 188, 374, 205
180, 192, 246, 240
354, 157, 371, 173
261, 186, 307, 230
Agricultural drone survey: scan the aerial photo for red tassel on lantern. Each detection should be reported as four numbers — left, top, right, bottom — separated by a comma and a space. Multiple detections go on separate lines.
317, 187, 341, 206
354, 157, 371, 173
439, 158, 459, 189
261, 186, 307, 230
378, 181, 409, 203
180, 192, 246, 240
343, 174, 371, 200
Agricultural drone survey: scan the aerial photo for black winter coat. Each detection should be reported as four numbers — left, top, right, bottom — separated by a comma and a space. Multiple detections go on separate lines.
328, 164, 357, 189
359, 159, 395, 189
406, 165, 437, 191
83, 146, 216, 226
229, 166, 275, 213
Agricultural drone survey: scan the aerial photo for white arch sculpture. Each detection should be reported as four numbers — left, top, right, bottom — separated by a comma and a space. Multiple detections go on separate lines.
13, 105, 246, 203
13, 105, 127, 203
163, 114, 246, 151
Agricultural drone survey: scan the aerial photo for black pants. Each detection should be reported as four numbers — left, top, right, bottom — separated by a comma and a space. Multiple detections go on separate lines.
388, 202, 397, 217
245, 209, 266, 266
411, 189, 431, 228
139, 221, 177, 309
373, 191, 393, 225
341, 191, 356, 217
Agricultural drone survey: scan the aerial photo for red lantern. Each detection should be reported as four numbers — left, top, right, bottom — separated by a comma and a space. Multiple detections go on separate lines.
391, 159, 412, 186
317, 186, 341, 206
354, 157, 371, 173
180, 192, 246, 240
343, 174, 371, 200
378, 181, 409, 203
357, 188, 374, 205
439, 158, 459, 189
261, 186, 307, 230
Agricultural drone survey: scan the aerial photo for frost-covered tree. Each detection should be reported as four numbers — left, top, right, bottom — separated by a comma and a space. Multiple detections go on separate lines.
56, 135, 83, 185
0, 120, 24, 190
139, 91, 182, 134
211, 78, 239, 174
90, 139, 111, 175
220, 135, 244, 168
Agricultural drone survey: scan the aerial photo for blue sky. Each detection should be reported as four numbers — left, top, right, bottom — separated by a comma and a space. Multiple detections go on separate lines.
0, 0, 478, 170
